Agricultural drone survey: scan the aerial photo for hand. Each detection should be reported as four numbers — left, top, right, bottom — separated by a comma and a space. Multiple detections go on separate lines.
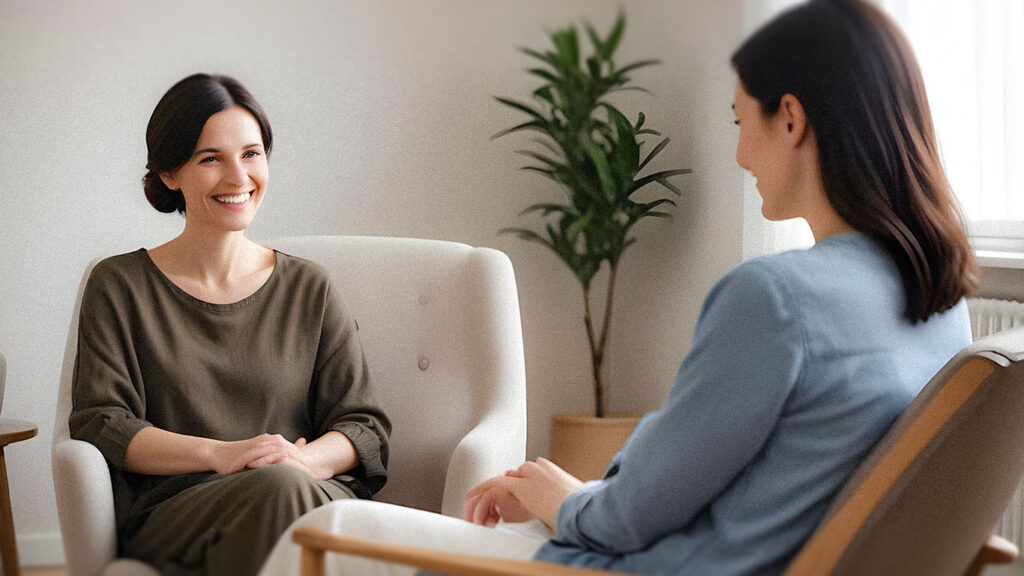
206, 434, 308, 476
464, 469, 534, 527
464, 458, 584, 530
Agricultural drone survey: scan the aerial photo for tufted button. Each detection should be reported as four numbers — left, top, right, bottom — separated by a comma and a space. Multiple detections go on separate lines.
419, 293, 429, 305
418, 356, 430, 371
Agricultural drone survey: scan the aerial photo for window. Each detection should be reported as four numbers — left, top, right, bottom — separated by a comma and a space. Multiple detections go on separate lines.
878, 0, 1024, 260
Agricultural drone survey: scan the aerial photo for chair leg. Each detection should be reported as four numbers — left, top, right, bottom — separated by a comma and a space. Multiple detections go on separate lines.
301, 546, 326, 576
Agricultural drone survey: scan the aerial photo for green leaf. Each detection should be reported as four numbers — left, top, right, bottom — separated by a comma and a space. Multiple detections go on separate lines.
608, 86, 654, 96
491, 119, 549, 140
586, 56, 601, 81
641, 198, 677, 212
616, 59, 660, 76
519, 166, 562, 184
565, 210, 593, 244
520, 47, 559, 68
533, 86, 556, 107
584, 22, 604, 56
639, 137, 669, 172
515, 149, 565, 169
499, 227, 554, 249
495, 97, 545, 120
526, 138, 561, 159
528, 68, 560, 84
552, 27, 580, 69
657, 178, 681, 195
630, 169, 692, 194
585, 144, 616, 203
603, 12, 626, 60
635, 112, 646, 131
636, 128, 662, 136
520, 202, 574, 217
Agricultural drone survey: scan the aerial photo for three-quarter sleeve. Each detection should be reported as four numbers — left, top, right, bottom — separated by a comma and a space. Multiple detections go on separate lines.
68, 261, 153, 470
309, 280, 392, 495
551, 260, 805, 554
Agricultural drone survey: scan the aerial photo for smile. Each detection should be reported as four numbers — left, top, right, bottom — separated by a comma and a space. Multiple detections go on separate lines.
213, 192, 252, 204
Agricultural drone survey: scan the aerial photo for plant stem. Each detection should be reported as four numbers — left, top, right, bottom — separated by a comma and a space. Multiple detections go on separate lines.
582, 285, 604, 418
582, 263, 619, 418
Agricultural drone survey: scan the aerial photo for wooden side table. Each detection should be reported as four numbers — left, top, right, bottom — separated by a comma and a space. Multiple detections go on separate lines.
0, 419, 37, 576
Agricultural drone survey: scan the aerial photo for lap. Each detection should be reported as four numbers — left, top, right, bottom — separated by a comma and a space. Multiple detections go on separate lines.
126, 465, 355, 576
259, 500, 550, 576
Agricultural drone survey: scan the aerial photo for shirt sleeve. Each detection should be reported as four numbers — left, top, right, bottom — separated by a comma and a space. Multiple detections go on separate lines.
309, 280, 392, 496
553, 260, 805, 554
68, 261, 154, 470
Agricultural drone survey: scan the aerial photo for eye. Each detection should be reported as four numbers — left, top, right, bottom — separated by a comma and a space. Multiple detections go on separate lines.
199, 156, 217, 163
733, 119, 740, 126
243, 150, 261, 158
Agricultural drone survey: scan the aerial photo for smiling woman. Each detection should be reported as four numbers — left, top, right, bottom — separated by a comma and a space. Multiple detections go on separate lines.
67, 74, 391, 575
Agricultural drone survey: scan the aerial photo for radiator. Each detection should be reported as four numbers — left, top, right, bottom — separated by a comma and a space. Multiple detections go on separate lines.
968, 298, 1024, 548
968, 297, 1024, 340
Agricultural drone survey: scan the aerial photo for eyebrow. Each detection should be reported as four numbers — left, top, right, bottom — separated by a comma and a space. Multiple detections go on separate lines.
193, 143, 263, 157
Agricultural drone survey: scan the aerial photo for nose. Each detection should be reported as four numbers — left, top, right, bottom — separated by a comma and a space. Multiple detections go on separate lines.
224, 157, 249, 187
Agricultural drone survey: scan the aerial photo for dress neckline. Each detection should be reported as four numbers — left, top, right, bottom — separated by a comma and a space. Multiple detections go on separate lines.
138, 248, 281, 312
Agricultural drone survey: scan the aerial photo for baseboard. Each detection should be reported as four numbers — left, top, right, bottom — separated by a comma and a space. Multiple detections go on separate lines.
18, 531, 65, 567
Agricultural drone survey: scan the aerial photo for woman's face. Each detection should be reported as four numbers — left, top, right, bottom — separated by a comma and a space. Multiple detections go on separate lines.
733, 80, 801, 221
163, 105, 269, 234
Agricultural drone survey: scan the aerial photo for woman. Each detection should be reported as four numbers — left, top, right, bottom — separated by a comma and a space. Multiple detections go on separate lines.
259, 1, 976, 574
69, 74, 391, 576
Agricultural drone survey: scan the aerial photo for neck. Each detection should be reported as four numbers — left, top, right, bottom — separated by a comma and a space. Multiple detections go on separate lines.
807, 210, 857, 243
169, 223, 255, 284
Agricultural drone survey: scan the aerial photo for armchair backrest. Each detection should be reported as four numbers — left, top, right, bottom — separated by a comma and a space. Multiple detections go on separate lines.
263, 236, 527, 514
785, 326, 1024, 576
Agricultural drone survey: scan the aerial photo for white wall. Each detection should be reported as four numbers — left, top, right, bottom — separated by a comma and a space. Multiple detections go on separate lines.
0, 0, 744, 566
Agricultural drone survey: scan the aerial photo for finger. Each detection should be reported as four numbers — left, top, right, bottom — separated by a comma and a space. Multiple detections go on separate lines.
295, 437, 307, 447
503, 469, 524, 478
472, 490, 500, 526
465, 475, 503, 501
463, 493, 482, 522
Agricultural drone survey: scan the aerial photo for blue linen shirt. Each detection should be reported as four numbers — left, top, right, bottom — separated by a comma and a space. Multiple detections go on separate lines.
534, 233, 971, 575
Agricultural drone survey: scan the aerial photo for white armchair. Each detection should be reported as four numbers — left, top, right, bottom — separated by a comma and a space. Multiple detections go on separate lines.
52, 235, 528, 576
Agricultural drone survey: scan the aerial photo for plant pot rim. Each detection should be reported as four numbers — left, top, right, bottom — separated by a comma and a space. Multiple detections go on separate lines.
552, 411, 645, 425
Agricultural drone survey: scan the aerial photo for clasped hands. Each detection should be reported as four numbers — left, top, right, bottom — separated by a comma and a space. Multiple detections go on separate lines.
210, 433, 332, 480
463, 457, 584, 530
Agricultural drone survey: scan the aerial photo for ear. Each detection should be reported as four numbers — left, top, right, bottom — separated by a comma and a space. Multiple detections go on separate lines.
778, 93, 810, 147
159, 171, 179, 192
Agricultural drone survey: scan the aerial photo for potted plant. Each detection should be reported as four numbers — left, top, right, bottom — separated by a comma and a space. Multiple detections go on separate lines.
496, 12, 691, 479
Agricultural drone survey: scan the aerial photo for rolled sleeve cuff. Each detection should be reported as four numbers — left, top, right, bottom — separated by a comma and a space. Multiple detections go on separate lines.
332, 421, 387, 494
89, 413, 153, 471
555, 483, 597, 547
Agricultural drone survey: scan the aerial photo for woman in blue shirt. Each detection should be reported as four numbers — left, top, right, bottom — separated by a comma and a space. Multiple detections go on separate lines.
462, 0, 977, 574
261, 1, 978, 574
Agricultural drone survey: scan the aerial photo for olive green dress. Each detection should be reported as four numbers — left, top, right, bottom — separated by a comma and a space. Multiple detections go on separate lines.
69, 249, 391, 575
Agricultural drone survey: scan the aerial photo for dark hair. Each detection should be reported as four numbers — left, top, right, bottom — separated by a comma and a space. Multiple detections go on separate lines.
732, 0, 977, 322
143, 74, 273, 214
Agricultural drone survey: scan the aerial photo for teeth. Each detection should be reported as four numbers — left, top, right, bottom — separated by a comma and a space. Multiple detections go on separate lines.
215, 192, 251, 204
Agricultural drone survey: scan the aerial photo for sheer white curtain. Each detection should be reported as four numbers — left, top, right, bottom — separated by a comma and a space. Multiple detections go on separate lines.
740, 0, 1024, 260
877, 0, 1024, 252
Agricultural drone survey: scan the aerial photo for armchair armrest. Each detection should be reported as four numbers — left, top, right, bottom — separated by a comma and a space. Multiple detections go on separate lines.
292, 526, 625, 576
966, 534, 1018, 576
52, 439, 118, 576
441, 416, 525, 518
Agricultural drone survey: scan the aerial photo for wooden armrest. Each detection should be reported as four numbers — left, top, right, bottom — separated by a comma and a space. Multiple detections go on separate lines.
965, 534, 1019, 576
292, 525, 627, 576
